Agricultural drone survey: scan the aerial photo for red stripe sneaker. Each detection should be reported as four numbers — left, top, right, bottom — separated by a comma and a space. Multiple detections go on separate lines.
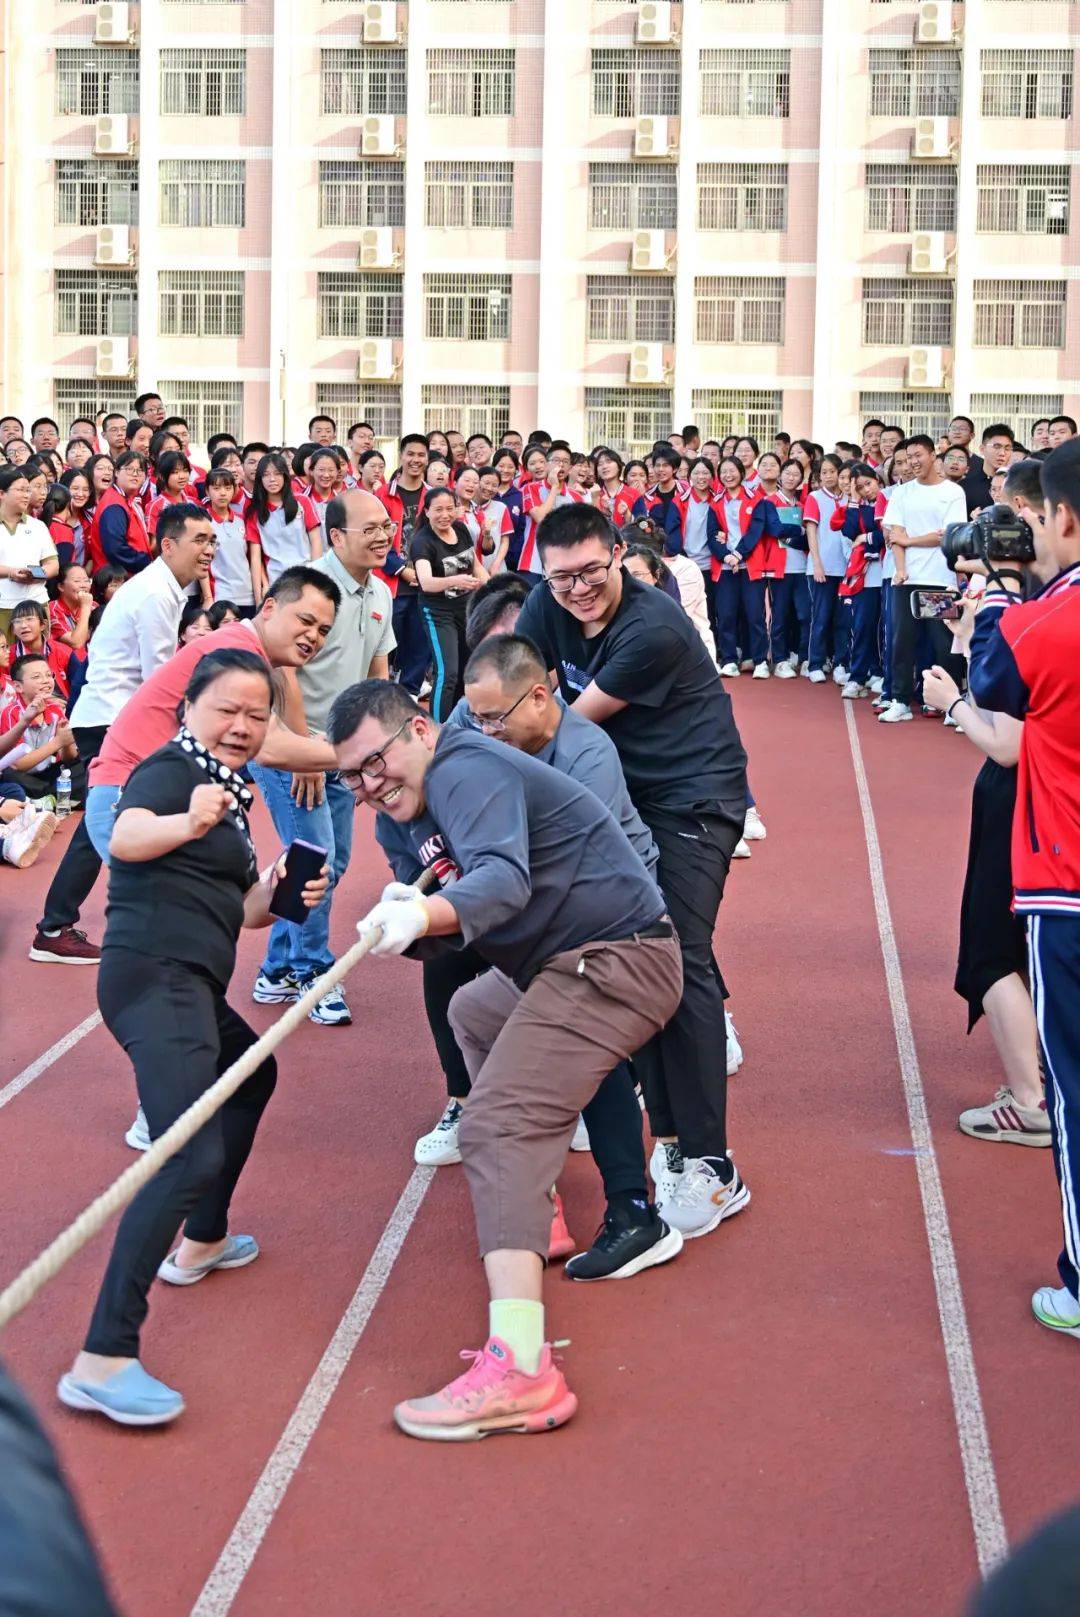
958, 1087, 1051, 1147
548, 1191, 576, 1261
393, 1338, 578, 1441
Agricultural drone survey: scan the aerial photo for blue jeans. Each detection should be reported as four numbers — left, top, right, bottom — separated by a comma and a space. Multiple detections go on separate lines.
85, 783, 121, 864
247, 765, 355, 982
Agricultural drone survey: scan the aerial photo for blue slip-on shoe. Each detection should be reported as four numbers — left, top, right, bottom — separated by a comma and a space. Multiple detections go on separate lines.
57, 1362, 185, 1426
157, 1233, 260, 1287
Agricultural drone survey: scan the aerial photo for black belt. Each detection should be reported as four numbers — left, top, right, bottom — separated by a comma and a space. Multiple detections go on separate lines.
632, 918, 674, 941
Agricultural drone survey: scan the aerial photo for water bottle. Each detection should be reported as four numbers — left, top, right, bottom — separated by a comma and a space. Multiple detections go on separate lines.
56, 767, 72, 819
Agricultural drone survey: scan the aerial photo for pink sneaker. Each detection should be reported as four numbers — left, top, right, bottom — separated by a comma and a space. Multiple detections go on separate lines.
393, 1337, 578, 1441
548, 1191, 576, 1261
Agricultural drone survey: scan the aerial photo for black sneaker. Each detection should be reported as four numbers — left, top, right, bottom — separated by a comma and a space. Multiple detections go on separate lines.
564, 1206, 683, 1282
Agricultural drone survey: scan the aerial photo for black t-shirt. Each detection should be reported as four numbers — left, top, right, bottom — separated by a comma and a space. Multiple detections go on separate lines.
411, 522, 475, 619
103, 743, 258, 988
962, 466, 992, 515
518, 569, 748, 815
396, 483, 424, 597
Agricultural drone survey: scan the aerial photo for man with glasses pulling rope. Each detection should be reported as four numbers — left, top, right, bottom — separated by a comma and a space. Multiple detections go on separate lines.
329, 679, 683, 1440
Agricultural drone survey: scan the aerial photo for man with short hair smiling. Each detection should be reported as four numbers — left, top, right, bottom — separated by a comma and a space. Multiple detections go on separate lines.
466, 432, 493, 471
134, 392, 166, 431
30, 418, 61, 454
101, 413, 127, 457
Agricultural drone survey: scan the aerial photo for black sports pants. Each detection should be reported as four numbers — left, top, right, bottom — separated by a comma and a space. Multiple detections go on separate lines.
37, 724, 107, 933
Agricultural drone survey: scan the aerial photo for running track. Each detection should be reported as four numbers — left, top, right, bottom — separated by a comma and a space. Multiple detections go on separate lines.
1, 682, 1076, 1617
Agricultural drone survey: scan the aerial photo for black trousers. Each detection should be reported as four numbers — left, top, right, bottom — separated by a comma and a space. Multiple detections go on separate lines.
85, 950, 277, 1358
889, 583, 967, 707
423, 946, 487, 1100
634, 803, 743, 1159
419, 604, 468, 722
37, 724, 107, 934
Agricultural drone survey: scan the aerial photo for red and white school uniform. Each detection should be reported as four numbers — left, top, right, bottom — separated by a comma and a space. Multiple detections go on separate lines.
206, 505, 256, 608
803, 488, 848, 577
48, 600, 89, 664
145, 488, 186, 539
0, 692, 67, 769
9, 634, 75, 701
85, 486, 152, 575
518, 479, 552, 576
472, 499, 514, 572
596, 484, 638, 528
245, 494, 320, 586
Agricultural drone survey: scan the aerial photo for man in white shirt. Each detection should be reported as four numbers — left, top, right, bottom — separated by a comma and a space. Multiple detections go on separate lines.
32, 505, 215, 964
879, 434, 967, 724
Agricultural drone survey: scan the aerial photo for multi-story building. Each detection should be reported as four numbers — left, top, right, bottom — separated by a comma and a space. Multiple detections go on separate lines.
0, 0, 1078, 455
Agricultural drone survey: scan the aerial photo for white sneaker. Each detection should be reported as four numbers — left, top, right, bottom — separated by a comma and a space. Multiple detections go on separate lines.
413, 1100, 463, 1165
658, 1157, 750, 1239
725, 1010, 743, 1076
751, 662, 770, 680
799, 660, 810, 677
125, 1108, 151, 1152
570, 1115, 591, 1153
739, 658, 754, 673
943, 712, 959, 728
832, 664, 849, 686
0, 807, 58, 868
649, 1140, 685, 1203
807, 669, 827, 684
743, 805, 767, 841
878, 700, 913, 724
774, 661, 796, 679
418, 678, 432, 699
1032, 1285, 1080, 1339
841, 681, 867, 699
719, 662, 740, 677
868, 675, 884, 694
732, 837, 752, 859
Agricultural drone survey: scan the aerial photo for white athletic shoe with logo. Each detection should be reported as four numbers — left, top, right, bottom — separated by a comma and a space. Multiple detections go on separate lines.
719, 662, 740, 678
732, 837, 752, 859
414, 1100, 463, 1165
807, 670, 827, 684
751, 662, 770, 679
743, 806, 767, 841
649, 1140, 685, 1204
868, 676, 884, 694
125, 1108, 151, 1152
774, 661, 796, 680
878, 700, 913, 723
658, 1158, 750, 1239
958, 1087, 1050, 1147
841, 681, 868, 699
832, 664, 849, 686
1032, 1285, 1080, 1339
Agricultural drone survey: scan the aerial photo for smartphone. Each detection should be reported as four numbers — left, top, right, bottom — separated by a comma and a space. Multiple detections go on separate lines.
268, 839, 327, 924
25, 565, 47, 581
912, 588, 961, 622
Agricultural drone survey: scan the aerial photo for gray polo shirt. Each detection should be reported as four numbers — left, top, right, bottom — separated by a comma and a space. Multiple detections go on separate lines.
298, 548, 395, 733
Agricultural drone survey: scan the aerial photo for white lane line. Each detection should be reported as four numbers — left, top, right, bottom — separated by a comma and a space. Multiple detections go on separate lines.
0, 1012, 103, 1113
844, 702, 1008, 1575
190, 1163, 434, 1617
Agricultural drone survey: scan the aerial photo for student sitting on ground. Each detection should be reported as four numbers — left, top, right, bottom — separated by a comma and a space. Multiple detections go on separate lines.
0, 654, 82, 803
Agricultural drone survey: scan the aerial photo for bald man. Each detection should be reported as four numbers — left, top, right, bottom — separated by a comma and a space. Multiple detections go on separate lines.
248, 489, 396, 1024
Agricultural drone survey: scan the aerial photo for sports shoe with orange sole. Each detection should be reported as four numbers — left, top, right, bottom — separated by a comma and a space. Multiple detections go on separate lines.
548, 1190, 575, 1260
393, 1337, 578, 1441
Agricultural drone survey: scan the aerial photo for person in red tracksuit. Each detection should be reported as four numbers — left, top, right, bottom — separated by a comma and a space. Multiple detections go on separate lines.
593, 449, 638, 529
703, 457, 774, 676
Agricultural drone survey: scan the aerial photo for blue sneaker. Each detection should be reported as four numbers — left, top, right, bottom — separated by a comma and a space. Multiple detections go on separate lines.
158, 1233, 260, 1286
58, 1362, 185, 1426
300, 979, 352, 1026
253, 969, 300, 1005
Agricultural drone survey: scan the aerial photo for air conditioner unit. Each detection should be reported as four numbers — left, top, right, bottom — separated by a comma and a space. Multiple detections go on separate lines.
94, 225, 134, 266
95, 337, 133, 378
360, 115, 398, 157
358, 227, 397, 270
915, 2, 954, 44
637, 2, 674, 45
909, 230, 949, 274
361, 2, 399, 44
357, 339, 397, 382
628, 343, 667, 386
907, 346, 946, 388
95, 3, 133, 45
93, 114, 133, 156
912, 116, 953, 159
634, 116, 673, 158
630, 230, 671, 272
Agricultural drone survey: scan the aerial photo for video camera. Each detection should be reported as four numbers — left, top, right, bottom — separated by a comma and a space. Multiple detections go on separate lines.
941, 503, 1036, 571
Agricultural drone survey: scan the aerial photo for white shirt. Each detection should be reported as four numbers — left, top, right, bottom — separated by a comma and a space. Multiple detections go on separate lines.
70, 558, 188, 730
804, 489, 846, 576
887, 476, 965, 587
667, 553, 717, 663
0, 516, 57, 609
208, 510, 255, 606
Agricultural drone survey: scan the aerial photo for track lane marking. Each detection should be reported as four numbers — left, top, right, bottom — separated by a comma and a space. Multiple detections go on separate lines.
189, 1163, 434, 1617
0, 1012, 103, 1113
844, 700, 1008, 1575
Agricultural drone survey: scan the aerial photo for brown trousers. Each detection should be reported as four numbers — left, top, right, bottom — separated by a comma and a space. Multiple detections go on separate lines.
448, 934, 683, 1259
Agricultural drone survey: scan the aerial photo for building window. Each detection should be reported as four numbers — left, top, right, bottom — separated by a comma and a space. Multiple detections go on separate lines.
54, 380, 134, 426
55, 47, 139, 116
858, 391, 952, 439
585, 387, 673, 459
868, 48, 961, 117
318, 161, 405, 228
159, 160, 246, 227
697, 162, 788, 231
588, 162, 678, 230
160, 48, 246, 116
861, 277, 954, 346
55, 270, 138, 337
427, 50, 516, 116
591, 48, 681, 117
159, 270, 245, 338
586, 276, 675, 343
422, 386, 510, 442
425, 161, 514, 228
976, 165, 1069, 234
423, 274, 511, 341
695, 277, 785, 344
55, 158, 139, 226
865, 163, 957, 232
156, 381, 244, 443
317, 272, 404, 339
699, 49, 791, 118
971, 394, 1064, 443
320, 48, 408, 115
981, 49, 1074, 119
690, 390, 784, 444
973, 280, 1067, 348
315, 384, 402, 442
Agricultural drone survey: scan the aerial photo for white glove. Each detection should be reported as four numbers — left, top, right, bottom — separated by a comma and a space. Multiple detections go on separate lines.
381, 880, 425, 904
359, 897, 430, 957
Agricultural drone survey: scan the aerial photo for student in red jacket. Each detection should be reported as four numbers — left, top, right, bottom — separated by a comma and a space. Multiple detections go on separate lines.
707, 457, 772, 677
593, 448, 638, 529
84, 452, 152, 576
379, 434, 430, 693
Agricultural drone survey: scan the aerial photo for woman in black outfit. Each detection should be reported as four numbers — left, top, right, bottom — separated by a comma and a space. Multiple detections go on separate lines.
59, 649, 328, 1427
412, 486, 488, 721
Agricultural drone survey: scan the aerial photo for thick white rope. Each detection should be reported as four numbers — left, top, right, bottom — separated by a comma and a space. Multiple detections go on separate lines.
0, 873, 433, 1334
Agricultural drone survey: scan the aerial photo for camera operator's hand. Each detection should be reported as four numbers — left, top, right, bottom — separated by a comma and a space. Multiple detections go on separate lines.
953, 557, 988, 577
921, 664, 961, 714
950, 592, 979, 654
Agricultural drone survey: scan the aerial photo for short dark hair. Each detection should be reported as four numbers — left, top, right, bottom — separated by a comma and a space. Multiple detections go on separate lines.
982, 423, 1015, 444
399, 432, 428, 453
1039, 438, 1080, 518
906, 434, 936, 454
464, 632, 548, 691
325, 493, 348, 536
849, 462, 882, 485
536, 502, 617, 557
348, 421, 375, 438
185, 646, 274, 707
1003, 458, 1045, 509
265, 564, 341, 611
862, 418, 886, 433
1050, 415, 1078, 435
125, 417, 146, 440
464, 574, 530, 651
942, 443, 971, 463
206, 465, 238, 492
114, 449, 148, 474
242, 441, 271, 459
11, 598, 47, 626
327, 678, 424, 747
207, 432, 238, 457
681, 423, 700, 440
950, 415, 975, 431
31, 417, 59, 435
161, 416, 188, 434
11, 653, 48, 681
308, 414, 336, 432
652, 445, 681, 472
0, 463, 29, 493
466, 432, 493, 450
0, 414, 24, 430
134, 392, 162, 413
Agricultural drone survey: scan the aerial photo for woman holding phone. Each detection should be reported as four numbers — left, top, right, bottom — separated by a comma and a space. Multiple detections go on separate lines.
58, 648, 328, 1428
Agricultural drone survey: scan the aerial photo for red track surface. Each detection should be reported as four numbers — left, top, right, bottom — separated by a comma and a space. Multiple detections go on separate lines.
1, 681, 1076, 1617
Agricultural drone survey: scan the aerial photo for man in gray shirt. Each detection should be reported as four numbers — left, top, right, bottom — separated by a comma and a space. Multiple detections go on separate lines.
329, 679, 683, 1442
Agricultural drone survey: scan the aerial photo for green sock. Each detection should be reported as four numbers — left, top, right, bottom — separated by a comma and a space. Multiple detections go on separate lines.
488, 1299, 544, 1374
